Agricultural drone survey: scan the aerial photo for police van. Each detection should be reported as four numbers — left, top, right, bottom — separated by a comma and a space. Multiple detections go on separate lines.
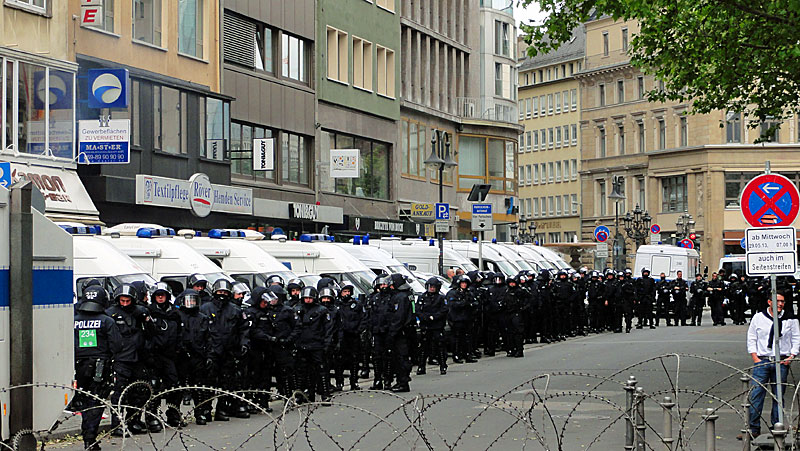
179, 228, 296, 288
254, 234, 375, 297
499, 243, 553, 272
443, 240, 522, 277
634, 244, 700, 280
335, 238, 424, 294
369, 237, 479, 276
100, 224, 232, 294
58, 223, 158, 299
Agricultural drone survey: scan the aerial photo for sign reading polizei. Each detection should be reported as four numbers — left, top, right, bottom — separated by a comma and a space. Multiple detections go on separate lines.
745, 226, 797, 276
289, 203, 319, 221
136, 174, 253, 217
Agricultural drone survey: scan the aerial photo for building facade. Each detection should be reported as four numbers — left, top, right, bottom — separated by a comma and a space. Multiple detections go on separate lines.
517, 28, 584, 245
578, 17, 800, 270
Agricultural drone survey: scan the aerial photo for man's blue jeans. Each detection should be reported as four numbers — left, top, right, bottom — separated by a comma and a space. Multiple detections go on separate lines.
749, 360, 790, 434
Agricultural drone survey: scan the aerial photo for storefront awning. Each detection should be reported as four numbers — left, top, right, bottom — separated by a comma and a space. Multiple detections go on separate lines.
7, 162, 101, 224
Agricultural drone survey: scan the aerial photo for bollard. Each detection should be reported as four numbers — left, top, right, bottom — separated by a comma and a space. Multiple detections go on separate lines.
740, 374, 752, 450
702, 407, 718, 451
661, 396, 675, 449
635, 387, 646, 451
772, 422, 787, 451
625, 376, 638, 451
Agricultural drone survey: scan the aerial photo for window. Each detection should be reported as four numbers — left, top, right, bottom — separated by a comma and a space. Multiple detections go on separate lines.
7, 0, 47, 13
598, 126, 606, 157
401, 119, 426, 177
556, 196, 562, 215
571, 124, 578, 145
659, 79, 665, 92
457, 136, 516, 193
760, 119, 780, 142
231, 121, 273, 180
548, 196, 555, 215
563, 125, 570, 146
85, 0, 115, 32
725, 172, 760, 207
518, 166, 524, 185
539, 95, 546, 115
570, 159, 578, 180
548, 128, 554, 149
533, 198, 540, 217
621, 28, 629, 52
495, 21, 510, 56
598, 180, 607, 216
526, 131, 532, 152
526, 198, 532, 218
283, 33, 308, 83
563, 194, 570, 214
555, 161, 562, 182
556, 127, 562, 147
637, 176, 646, 209
323, 132, 389, 198
495, 63, 503, 96
526, 165, 532, 185
563, 90, 569, 112
549, 232, 561, 243
726, 111, 742, 143
205, 98, 228, 161
617, 79, 624, 103
598, 84, 605, 106
547, 94, 554, 114
548, 162, 554, 182
555, 67, 559, 79
133, 0, 162, 46
224, 13, 275, 73
571, 88, 577, 110
565, 231, 578, 243
540, 129, 546, 150
519, 100, 525, 120
540, 163, 547, 184
178, 0, 203, 57
157, 86, 183, 154
680, 116, 688, 147
376, 0, 395, 12
658, 118, 666, 149
533, 131, 539, 151
618, 124, 625, 154
528, 97, 535, 118
327, 27, 348, 83
533, 165, 539, 184
637, 120, 645, 152
555, 92, 561, 114
375, 45, 395, 97
637, 76, 645, 99
353, 37, 373, 90
661, 175, 688, 212
602, 31, 609, 56
571, 194, 578, 214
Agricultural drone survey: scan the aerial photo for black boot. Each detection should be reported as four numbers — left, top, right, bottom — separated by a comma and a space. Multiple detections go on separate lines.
370, 380, 384, 390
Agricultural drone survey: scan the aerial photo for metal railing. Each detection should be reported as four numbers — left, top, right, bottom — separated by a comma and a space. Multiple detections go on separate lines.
457, 97, 519, 124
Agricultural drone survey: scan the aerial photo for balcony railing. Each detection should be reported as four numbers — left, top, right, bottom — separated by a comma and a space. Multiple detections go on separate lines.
457, 97, 518, 124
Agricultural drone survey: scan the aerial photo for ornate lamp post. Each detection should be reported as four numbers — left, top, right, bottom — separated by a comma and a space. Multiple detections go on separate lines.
509, 222, 519, 243
608, 176, 626, 269
675, 213, 695, 240
519, 216, 528, 242
623, 204, 652, 249
426, 130, 458, 276
528, 221, 537, 244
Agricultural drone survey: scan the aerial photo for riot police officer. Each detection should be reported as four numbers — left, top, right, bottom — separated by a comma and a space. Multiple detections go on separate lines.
634, 268, 656, 329
295, 287, 333, 403
618, 270, 636, 333
199, 279, 250, 420
552, 271, 573, 339
319, 287, 344, 392
106, 284, 152, 436
728, 274, 747, 325
587, 271, 604, 333
387, 274, 414, 392
671, 271, 689, 326
484, 273, 505, 354
689, 274, 707, 326
656, 273, 672, 327
145, 282, 183, 430
74, 286, 122, 450
707, 273, 726, 326
504, 275, 527, 357
447, 275, 476, 363
368, 276, 392, 389
602, 269, 618, 332
188, 274, 212, 305
537, 270, 554, 343
244, 287, 278, 413
338, 284, 366, 389
266, 285, 300, 400
417, 277, 448, 375
174, 289, 212, 425
286, 278, 305, 311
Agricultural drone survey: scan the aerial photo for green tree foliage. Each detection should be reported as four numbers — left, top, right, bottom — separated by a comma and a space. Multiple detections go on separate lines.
518, 0, 800, 131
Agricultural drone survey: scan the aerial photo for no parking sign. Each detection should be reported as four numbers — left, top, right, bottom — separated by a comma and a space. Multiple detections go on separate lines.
740, 173, 800, 227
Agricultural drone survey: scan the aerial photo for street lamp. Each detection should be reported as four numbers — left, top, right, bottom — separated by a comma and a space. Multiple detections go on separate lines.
528, 221, 537, 244
675, 213, 695, 240
510, 222, 519, 242
426, 130, 457, 276
519, 216, 528, 242
608, 176, 626, 269
623, 204, 652, 249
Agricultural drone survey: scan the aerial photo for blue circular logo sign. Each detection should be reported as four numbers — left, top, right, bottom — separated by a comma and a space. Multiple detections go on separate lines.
92, 73, 123, 105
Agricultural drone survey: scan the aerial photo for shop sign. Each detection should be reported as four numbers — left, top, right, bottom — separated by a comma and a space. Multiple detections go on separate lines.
375, 221, 404, 233
7, 163, 99, 216
78, 119, 130, 164
330, 149, 359, 178
137, 173, 253, 217
410, 203, 435, 221
289, 203, 319, 221
253, 138, 274, 171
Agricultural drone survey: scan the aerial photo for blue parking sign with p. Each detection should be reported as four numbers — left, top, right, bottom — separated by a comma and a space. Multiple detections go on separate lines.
0, 162, 10, 189
436, 203, 450, 220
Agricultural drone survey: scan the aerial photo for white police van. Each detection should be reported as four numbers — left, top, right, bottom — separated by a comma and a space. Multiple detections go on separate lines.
634, 244, 700, 280
369, 237, 478, 276
335, 237, 424, 294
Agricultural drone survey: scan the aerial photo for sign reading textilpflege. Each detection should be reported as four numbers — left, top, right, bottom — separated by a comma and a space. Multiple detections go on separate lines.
330, 149, 359, 178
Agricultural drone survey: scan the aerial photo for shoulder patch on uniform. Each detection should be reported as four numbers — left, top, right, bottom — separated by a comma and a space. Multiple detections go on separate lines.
351, 302, 356, 309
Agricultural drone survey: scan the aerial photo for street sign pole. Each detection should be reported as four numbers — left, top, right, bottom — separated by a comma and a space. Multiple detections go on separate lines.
770, 273, 784, 425
479, 231, 484, 271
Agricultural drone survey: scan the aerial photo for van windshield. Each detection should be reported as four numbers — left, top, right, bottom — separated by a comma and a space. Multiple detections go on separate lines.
495, 260, 520, 277
515, 260, 534, 270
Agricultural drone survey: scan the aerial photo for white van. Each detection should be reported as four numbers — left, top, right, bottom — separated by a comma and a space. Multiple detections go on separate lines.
488, 242, 536, 272
179, 229, 296, 288
443, 240, 521, 277
499, 243, 552, 272
335, 241, 424, 293
370, 238, 479, 275
253, 234, 375, 297
100, 224, 231, 294
718, 255, 747, 278
60, 224, 157, 298
634, 244, 700, 280
530, 245, 572, 270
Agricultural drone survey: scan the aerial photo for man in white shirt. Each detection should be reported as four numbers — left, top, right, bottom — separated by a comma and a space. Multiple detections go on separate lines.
746, 293, 800, 437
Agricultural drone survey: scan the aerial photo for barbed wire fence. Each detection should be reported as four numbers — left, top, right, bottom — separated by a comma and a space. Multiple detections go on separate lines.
3, 353, 800, 450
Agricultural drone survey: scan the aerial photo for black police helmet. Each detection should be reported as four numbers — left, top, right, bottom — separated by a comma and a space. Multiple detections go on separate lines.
82, 285, 109, 307
212, 279, 233, 295
112, 284, 137, 303
189, 273, 209, 288
286, 278, 305, 292
180, 289, 201, 309
268, 285, 288, 303
151, 282, 172, 299
425, 277, 442, 290
319, 287, 336, 301
77, 298, 106, 313
266, 274, 285, 287
301, 286, 318, 301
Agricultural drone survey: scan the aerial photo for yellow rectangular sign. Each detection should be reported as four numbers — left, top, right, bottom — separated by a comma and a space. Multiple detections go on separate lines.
411, 203, 435, 220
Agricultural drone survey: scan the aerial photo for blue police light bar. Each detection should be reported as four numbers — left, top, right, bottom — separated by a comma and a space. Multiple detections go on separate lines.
208, 229, 248, 239
362, 234, 369, 245
59, 225, 101, 235
136, 227, 176, 238
472, 236, 478, 243
300, 233, 334, 242
492, 238, 497, 243
353, 236, 362, 245
429, 239, 435, 246
299, 234, 312, 242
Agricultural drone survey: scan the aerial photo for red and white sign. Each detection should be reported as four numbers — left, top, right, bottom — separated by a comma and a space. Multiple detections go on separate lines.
136, 174, 253, 217
189, 173, 213, 217
80, 3, 103, 27
5, 162, 100, 218
740, 173, 800, 227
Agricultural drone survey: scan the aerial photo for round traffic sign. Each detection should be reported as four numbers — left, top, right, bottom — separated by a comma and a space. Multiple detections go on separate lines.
678, 239, 694, 249
740, 173, 800, 227
596, 231, 609, 243
740, 237, 747, 249
650, 224, 661, 234
594, 225, 610, 239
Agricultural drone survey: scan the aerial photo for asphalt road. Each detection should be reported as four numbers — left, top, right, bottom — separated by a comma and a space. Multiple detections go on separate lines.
46, 311, 786, 450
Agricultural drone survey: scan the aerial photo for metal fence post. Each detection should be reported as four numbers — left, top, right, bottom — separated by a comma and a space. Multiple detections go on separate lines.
740, 374, 752, 450
625, 376, 638, 451
661, 396, 675, 449
772, 422, 786, 451
635, 387, 646, 451
702, 407, 718, 451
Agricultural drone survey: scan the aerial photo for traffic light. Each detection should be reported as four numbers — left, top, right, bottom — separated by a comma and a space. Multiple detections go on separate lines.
688, 232, 697, 240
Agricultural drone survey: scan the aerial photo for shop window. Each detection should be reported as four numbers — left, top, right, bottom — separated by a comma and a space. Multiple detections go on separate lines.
179, 0, 203, 57
205, 98, 228, 160
133, 0, 162, 46
159, 86, 182, 154
322, 131, 390, 199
